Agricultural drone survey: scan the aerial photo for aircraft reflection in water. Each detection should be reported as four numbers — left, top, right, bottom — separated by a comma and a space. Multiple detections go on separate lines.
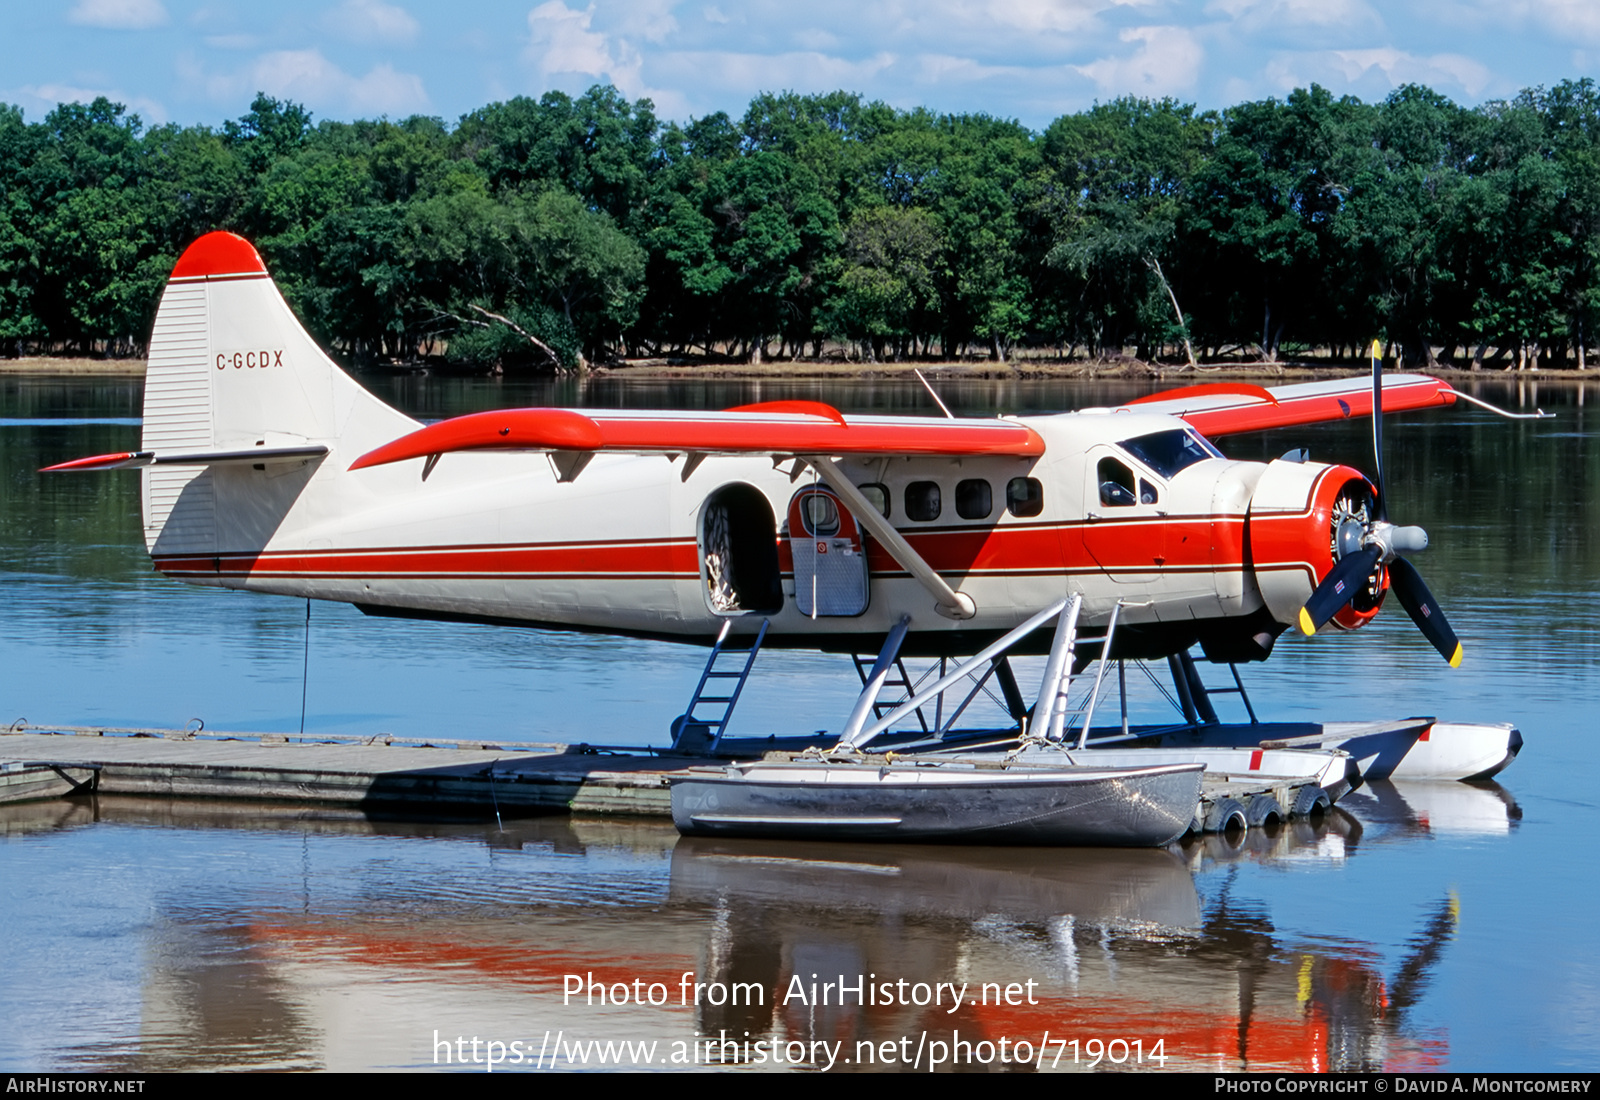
1, 788, 1517, 1072
669, 837, 1454, 1073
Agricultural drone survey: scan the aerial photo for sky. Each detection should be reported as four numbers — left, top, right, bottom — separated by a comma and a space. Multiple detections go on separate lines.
4, 0, 1600, 132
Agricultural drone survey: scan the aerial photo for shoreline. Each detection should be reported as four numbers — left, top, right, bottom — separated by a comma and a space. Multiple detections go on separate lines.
5, 355, 1599, 383
0, 357, 148, 375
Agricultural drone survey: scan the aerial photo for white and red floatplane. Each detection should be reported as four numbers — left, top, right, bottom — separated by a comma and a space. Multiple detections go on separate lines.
47, 233, 1534, 841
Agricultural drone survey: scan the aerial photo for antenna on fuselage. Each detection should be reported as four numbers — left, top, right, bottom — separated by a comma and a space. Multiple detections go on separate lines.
299, 598, 311, 735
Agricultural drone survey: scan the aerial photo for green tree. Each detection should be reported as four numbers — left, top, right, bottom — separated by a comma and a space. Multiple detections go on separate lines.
829, 205, 944, 359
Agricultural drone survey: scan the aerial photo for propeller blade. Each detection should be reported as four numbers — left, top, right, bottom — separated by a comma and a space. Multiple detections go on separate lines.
1298, 546, 1381, 637
1370, 339, 1388, 522
1388, 556, 1463, 668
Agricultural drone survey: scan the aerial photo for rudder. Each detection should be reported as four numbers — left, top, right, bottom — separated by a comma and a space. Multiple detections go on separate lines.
141, 232, 415, 555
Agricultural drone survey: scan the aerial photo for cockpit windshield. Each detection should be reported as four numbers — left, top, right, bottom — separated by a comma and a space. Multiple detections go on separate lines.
1118, 429, 1223, 479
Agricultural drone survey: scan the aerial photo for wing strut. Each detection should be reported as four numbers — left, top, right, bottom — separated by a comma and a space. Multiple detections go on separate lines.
803, 455, 976, 620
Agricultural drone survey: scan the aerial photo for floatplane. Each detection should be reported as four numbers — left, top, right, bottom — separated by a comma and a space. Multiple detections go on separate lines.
46, 233, 1540, 844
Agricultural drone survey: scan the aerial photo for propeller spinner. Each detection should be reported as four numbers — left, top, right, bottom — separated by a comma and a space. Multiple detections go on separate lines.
1296, 344, 1463, 667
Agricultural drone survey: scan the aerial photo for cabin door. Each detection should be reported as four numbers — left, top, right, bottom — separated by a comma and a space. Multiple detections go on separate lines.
700, 483, 783, 616
1082, 445, 1167, 593
788, 486, 869, 617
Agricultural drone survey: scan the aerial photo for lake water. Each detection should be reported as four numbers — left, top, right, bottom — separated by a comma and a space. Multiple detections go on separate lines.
1, 370, 1595, 1072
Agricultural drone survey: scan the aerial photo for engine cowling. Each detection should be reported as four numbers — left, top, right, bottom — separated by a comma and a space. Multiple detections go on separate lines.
1246, 459, 1389, 631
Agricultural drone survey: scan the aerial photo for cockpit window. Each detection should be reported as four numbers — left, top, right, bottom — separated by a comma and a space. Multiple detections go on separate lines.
1118, 429, 1222, 479
1098, 458, 1137, 507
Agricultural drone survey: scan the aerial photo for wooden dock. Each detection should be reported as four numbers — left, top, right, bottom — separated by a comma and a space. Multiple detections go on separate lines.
0, 724, 1331, 834
0, 726, 690, 816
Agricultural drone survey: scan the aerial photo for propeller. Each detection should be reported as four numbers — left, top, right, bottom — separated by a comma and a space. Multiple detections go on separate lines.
1297, 341, 1463, 667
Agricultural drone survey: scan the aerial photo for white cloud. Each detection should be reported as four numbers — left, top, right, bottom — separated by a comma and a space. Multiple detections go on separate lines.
527, 2, 623, 80
1333, 48, 1494, 95
914, 53, 1031, 85
182, 49, 431, 116
1489, 0, 1600, 43
523, 1, 685, 109
1264, 47, 1494, 98
984, 0, 1107, 35
1075, 26, 1203, 96
324, 0, 421, 46
654, 49, 899, 94
614, 0, 679, 42
68, 0, 167, 30
793, 28, 841, 50
1205, 0, 1379, 30
13, 83, 168, 123
703, 6, 731, 24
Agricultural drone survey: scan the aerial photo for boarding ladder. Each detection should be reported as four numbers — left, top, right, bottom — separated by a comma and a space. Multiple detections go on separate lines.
1030, 598, 1137, 749
1164, 650, 1258, 726
850, 647, 931, 734
672, 618, 768, 754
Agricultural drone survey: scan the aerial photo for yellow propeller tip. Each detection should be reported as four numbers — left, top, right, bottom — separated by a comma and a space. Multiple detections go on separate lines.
1298, 608, 1316, 636
1449, 643, 1463, 669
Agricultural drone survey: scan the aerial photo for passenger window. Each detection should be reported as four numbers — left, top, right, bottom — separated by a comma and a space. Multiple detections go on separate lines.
905, 481, 941, 521
955, 479, 992, 520
1098, 458, 1136, 507
857, 483, 890, 518
1006, 477, 1043, 517
802, 493, 840, 536
1139, 478, 1159, 505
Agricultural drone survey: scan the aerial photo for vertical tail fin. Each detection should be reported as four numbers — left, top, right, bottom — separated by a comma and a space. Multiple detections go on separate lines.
141, 231, 416, 554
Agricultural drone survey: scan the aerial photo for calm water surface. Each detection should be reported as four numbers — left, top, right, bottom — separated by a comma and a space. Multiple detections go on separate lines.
0, 372, 1595, 1072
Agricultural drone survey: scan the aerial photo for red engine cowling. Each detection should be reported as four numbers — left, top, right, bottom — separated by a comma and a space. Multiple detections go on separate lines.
1246, 459, 1389, 631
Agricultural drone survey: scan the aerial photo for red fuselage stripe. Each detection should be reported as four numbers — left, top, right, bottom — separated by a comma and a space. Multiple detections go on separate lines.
148, 513, 1318, 582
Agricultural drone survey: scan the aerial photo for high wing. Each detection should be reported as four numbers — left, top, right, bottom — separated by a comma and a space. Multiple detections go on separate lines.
1122, 374, 1457, 436
347, 401, 1044, 470
346, 376, 1455, 475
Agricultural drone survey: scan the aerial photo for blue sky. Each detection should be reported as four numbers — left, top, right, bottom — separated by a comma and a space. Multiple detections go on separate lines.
5, 0, 1599, 131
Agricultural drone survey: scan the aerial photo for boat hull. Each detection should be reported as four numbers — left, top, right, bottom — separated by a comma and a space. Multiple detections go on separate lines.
670, 760, 1204, 847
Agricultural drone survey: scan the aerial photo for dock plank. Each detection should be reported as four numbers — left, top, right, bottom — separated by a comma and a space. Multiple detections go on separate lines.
0, 733, 686, 815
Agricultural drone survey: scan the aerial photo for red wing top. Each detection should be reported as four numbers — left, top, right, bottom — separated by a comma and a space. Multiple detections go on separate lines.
1124, 374, 1456, 436
348, 402, 1044, 470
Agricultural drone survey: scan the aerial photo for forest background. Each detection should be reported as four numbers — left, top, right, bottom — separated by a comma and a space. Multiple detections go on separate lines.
5, 79, 1600, 373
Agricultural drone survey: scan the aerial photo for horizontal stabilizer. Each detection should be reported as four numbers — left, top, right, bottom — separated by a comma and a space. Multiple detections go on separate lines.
1125, 374, 1456, 436
43, 444, 328, 472
349, 405, 1044, 471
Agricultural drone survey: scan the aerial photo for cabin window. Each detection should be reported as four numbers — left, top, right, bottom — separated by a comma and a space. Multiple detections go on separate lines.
1119, 429, 1222, 479
1140, 478, 1159, 505
905, 481, 942, 521
857, 482, 890, 518
955, 479, 992, 520
1098, 458, 1137, 507
801, 492, 841, 536
1007, 477, 1043, 517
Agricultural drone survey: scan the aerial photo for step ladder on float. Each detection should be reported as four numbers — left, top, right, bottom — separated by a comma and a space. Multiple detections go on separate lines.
670, 618, 768, 754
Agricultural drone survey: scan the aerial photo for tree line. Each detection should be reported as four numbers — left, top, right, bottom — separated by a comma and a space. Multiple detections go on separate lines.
5, 79, 1600, 371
